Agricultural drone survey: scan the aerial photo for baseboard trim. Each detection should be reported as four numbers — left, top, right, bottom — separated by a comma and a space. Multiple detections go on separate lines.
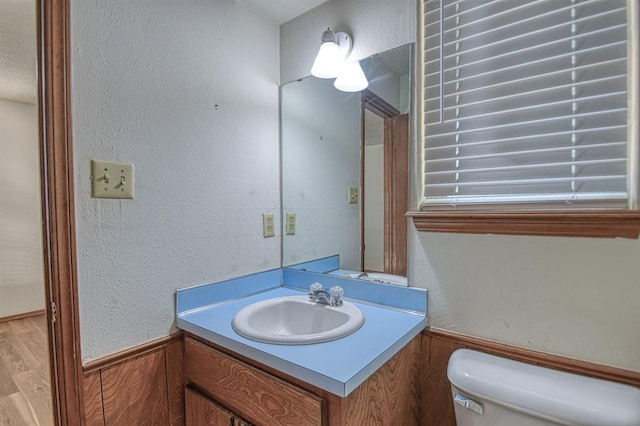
424, 328, 640, 387
0, 309, 46, 324
82, 332, 184, 374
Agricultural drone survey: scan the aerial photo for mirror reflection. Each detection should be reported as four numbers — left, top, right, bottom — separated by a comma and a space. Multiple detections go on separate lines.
281, 44, 413, 282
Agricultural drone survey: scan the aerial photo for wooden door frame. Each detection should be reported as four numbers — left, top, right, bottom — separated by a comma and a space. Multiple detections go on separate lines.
360, 89, 407, 275
38, 0, 84, 424
382, 113, 408, 276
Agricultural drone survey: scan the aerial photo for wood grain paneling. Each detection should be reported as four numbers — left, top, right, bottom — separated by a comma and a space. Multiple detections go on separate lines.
185, 338, 324, 426
83, 333, 182, 373
420, 333, 463, 426
165, 335, 185, 426
430, 328, 640, 387
361, 90, 408, 276
100, 348, 169, 425
82, 333, 184, 425
384, 113, 408, 276
343, 335, 420, 426
83, 370, 104, 426
185, 332, 423, 426
420, 328, 640, 425
186, 386, 237, 425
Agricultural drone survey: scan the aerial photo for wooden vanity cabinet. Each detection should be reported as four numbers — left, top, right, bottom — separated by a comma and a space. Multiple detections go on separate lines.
184, 335, 421, 426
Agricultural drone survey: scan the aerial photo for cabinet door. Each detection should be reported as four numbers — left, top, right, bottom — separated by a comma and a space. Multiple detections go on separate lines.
186, 387, 244, 426
185, 338, 324, 426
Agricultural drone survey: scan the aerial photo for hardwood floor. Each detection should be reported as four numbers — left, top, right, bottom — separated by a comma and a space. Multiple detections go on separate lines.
0, 315, 53, 425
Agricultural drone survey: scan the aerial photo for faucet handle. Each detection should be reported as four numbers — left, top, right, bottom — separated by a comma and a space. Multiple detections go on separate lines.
329, 286, 344, 306
309, 282, 323, 301
310, 282, 324, 292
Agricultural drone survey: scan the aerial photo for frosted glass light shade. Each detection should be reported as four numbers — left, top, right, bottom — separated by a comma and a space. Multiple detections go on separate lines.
311, 42, 343, 78
310, 30, 352, 79
334, 61, 369, 92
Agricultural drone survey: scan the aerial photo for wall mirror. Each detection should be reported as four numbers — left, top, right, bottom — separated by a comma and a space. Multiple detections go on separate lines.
281, 43, 413, 281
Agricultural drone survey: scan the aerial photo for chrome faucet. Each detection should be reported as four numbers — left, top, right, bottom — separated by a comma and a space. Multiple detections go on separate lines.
308, 282, 344, 306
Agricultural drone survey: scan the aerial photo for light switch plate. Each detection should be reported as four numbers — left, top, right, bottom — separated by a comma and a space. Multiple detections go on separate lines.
91, 160, 134, 199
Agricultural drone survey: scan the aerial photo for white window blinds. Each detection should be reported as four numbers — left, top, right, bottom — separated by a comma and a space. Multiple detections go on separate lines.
422, 0, 634, 209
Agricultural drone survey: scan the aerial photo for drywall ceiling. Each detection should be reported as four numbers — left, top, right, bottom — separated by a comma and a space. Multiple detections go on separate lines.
0, 0, 37, 105
239, 0, 329, 24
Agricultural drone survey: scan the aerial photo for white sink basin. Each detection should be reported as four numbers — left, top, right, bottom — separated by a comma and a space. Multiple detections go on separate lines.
232, 295, 365, 345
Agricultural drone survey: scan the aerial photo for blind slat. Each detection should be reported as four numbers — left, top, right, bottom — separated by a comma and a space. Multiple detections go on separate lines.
425, 174, 627, 189
424, 125, 627, 153
424, 141, 627, 164
424, 74, 625, 113
425, 158, 626, 178
422, 57, 626, 99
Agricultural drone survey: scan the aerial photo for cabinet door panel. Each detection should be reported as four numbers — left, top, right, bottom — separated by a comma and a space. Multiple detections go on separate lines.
185, 338, 324, 426
186, 387, 234, 426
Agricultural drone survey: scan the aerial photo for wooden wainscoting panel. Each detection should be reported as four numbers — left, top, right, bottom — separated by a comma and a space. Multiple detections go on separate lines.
100, 347, 169, 425
429, 328, 640, 387
343, 335, 421, 426
82, 370, 104, 426
82, 333, 185, 425
83, 334, 181, 373
166, 335, 184, 426
185, 338, 324, 426
420, 328, 640, 425
420, 333, 465, 426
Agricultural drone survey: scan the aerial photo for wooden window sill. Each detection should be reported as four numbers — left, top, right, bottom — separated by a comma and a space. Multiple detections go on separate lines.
407, 210, 640, 239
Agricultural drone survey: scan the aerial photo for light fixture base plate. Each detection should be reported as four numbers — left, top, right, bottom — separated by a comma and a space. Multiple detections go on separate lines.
334, 31, 353, 60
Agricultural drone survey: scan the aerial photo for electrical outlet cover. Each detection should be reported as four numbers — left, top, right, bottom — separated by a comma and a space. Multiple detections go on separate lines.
263, 213, 275, 238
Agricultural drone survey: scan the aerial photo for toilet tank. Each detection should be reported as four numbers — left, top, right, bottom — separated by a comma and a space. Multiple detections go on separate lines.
447, 349, 640, 426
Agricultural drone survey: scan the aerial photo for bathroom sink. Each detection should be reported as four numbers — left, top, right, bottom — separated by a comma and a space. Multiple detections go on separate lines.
232, 295, 365, 345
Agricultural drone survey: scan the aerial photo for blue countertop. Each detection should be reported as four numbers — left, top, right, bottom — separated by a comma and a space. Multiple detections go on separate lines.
176, 268, 426, 397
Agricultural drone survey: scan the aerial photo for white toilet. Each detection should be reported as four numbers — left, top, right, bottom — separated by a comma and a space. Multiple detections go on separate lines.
447, 349, 640, 426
